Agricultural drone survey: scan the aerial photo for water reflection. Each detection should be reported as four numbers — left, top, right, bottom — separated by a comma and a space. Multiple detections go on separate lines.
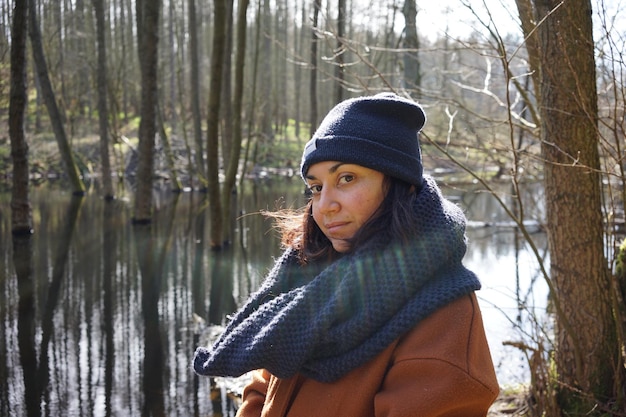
0, 178, 547, 416
14, 234, 37, 417
103, 202, 115, 417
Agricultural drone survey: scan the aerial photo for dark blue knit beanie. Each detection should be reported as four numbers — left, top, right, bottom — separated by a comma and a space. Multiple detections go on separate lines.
301, 92, 426, 187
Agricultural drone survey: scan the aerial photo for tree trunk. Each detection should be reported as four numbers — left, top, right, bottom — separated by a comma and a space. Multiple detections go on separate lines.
53, 0, 67, 128
120, 0, 130, 123
10, 0, 32, 235
222, 0, 250, 243
293, 2, 305, 140
74, 0, 90, 123
220, 0, 234, 171
534, 0, 625, 411
259, 0, 273, 141
94, 0, 115, 200
188, 0, 206, 187
167, 0, 177, 132
239, 0, 263, 187
27, 0, 86, 196
133, 0, 160, 223
275, 0, 288, 135
334, 0, 345, 103
206, 0, 228, 249
402, 0, 420, 94
309, 0, 321, 136
173, 5, 197, 191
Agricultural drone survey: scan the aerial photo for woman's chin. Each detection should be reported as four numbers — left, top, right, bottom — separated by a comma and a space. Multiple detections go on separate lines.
330, 239, 351, 253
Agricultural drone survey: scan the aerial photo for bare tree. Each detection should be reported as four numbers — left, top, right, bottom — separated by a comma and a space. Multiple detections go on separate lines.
220, 0, 234, 170
309, 0, 321, 135
188, 0, 206, 188
10, 0, 32, 234
133, 0, 160, 223
239, 0, 263, 185
206, 0, 228, 249
93, 0, 115, 200
259, 0, 273, 140
293, 2, 306, 140
531, 0, 624, 411
222, 0, 251, 243
28, 0, 85, 196
402, 0, 420, 94
334, 0, 346, 102
440, 0, 626, 412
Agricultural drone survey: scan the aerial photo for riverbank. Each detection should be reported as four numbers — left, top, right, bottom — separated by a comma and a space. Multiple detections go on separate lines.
489, 389, 529, 416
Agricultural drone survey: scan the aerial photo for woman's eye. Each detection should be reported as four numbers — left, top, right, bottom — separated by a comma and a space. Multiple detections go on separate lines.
339, 174, 354, 184
308, 184, 322, 194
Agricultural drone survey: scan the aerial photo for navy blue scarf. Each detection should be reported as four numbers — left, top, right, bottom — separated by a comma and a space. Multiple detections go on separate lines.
193, 175, 480, 383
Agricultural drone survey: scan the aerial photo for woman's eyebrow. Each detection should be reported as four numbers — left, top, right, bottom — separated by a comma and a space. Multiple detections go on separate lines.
306, 162, 346, 180
328, 162, 345, 173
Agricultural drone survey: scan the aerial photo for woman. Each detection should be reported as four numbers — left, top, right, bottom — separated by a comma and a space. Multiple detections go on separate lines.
193, 93, 499, 416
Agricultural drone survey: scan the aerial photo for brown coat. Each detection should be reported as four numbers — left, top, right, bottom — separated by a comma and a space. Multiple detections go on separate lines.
236, 293, 499, 417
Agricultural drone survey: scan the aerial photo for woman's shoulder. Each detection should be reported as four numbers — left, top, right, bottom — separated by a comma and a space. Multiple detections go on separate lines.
393, 293, 497, 383
379, 294, 499, 416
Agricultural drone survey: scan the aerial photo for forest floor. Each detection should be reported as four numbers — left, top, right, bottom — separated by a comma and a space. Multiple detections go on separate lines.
488, 389, 530, 416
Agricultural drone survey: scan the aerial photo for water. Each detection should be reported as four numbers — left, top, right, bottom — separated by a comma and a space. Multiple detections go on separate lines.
0, 177, 548, 416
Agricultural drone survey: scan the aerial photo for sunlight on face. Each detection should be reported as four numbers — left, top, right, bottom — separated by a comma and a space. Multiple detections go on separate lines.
305, 161, 386, 253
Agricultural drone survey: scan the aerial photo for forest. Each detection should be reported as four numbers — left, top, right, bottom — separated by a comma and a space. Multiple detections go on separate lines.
2, 0, 626, 415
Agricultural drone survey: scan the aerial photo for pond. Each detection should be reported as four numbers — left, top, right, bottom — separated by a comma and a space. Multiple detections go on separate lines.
0, 177, 548, 416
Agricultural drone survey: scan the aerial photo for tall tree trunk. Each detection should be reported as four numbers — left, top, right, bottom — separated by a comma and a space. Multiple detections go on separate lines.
309, 0, 321, 136
75, 0, 90, 122
94, 0, 115, 200
10, 0, 32, 234
27, 0, 86, 196
133, 0, 160, 223
53, 0, 68, 129
168, 0, 177, 132
188, 0, 206, 187
239, 0, 262, 186
222, 0, 250, 243
206, 0, 228, 249
220, 0, 234, 170
120, 0, 130, 122
334, 0, 345, 103
275, 0, 288, 134
402, 0, 420, 94
174, 7, 197, 191
293, 2, 305, 140
530, 0, 625, 412
259, 0, 273, 140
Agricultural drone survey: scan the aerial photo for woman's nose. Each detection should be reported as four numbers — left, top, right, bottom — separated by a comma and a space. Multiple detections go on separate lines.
317, 188, 340, 214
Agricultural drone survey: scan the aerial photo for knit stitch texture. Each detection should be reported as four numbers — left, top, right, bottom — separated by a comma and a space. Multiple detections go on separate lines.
193, 175, 480, 382
300, 93, 426, 187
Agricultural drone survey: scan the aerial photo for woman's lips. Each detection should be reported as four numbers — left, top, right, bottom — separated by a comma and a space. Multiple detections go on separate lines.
324, 221, 348, 234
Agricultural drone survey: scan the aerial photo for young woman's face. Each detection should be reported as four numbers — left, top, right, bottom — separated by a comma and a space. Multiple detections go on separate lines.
305, 161, 387, 253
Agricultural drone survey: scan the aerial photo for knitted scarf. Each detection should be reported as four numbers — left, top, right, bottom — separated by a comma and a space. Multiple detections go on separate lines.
193, 175, 480, 383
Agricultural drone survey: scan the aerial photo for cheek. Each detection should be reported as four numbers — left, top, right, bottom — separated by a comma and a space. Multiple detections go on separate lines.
358, 192, 385, 219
